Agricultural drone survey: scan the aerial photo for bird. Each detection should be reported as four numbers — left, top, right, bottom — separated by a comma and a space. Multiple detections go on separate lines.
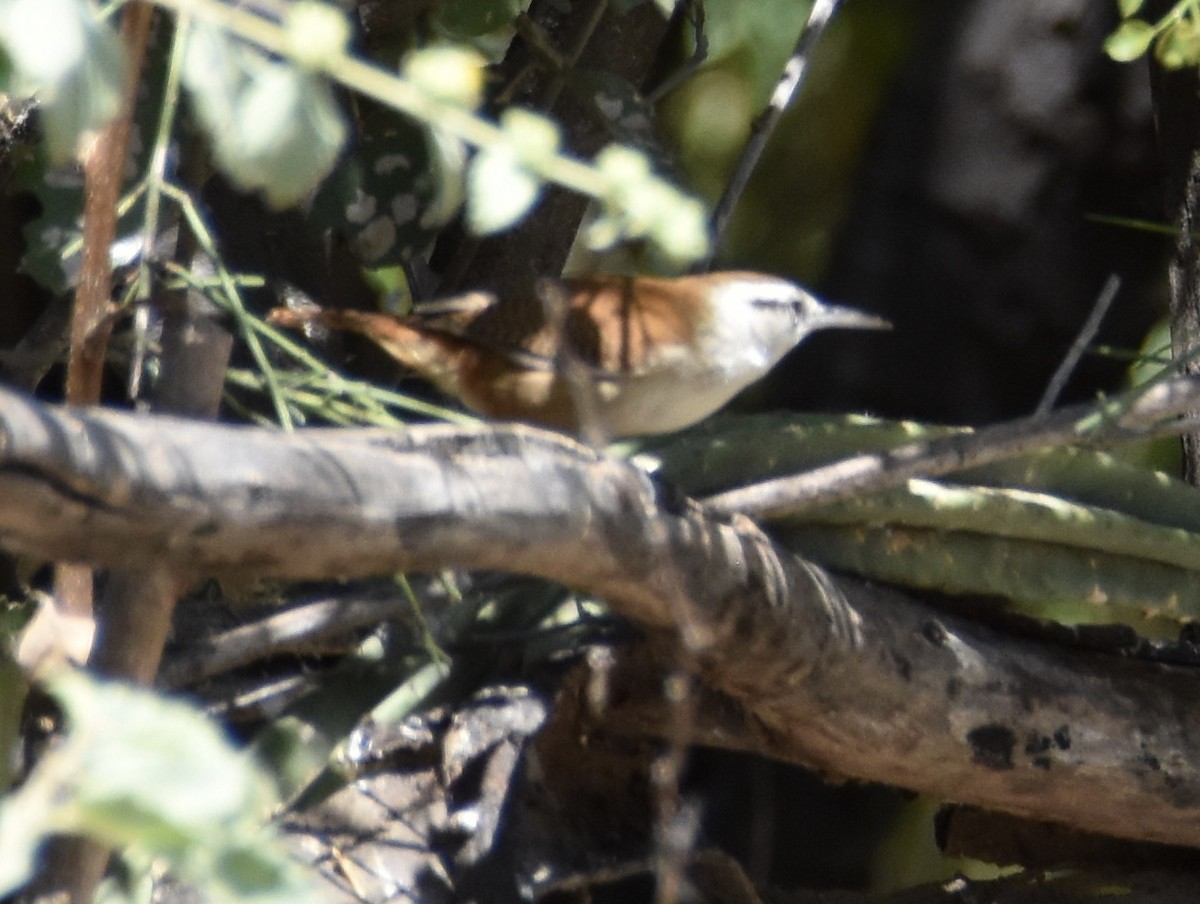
267, 272, 889, 438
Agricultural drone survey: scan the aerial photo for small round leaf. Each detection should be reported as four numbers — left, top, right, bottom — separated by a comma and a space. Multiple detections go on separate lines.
1104, 19, 1156, 62
466, 147, 541, 234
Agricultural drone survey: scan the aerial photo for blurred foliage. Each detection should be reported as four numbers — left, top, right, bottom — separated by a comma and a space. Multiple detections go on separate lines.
183, 21, 348, 208
0, 669, 323, 903
0, 0, 125, 163
662, 0, 923, 278
1106, 0, 1200, 68
309, 112, 462, 266
0, 0, 710, 297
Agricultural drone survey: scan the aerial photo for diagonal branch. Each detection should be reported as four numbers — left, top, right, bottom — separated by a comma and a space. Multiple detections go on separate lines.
703, 374, 1200, 517
2, 386, 1200, 847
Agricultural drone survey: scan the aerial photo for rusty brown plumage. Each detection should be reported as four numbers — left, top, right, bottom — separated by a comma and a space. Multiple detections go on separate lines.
266, 272, 888, 436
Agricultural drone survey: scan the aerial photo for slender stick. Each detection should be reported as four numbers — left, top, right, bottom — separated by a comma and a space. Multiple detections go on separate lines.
698, 0, 842, 270
49, 1, 154, 644
1035, 274, 1121, 416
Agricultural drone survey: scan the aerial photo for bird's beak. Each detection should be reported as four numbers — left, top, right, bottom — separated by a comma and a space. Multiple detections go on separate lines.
815, 303, 891, 332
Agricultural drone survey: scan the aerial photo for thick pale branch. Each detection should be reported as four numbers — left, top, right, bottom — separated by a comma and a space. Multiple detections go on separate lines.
2, 387, 1200, 847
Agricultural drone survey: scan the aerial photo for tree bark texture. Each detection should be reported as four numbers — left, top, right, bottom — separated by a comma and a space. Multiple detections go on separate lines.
2, 387, 1200, 848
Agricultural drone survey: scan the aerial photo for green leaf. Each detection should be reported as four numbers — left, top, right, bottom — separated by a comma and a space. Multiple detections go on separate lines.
466, 146, 541, 233
0, 0, 125, 163
1155, 18, 1200, 69
1118, 0, 1145, 18
402, 45, 485, 109
701, 0, 815, 106
500, 107, 561, 167
0, 762, 50, 895
180, 22, 234, 124
282, 0, 351, 70
434, 0, 522, 36
0, 669, 324, 902
232, 67, 346, 207
309, 114, 461, 265
1104, 19, 1157, 62
651, 193, 709, 261
586, 144, 710, 260
52, 671, 272, 840
183, 23, 346, 208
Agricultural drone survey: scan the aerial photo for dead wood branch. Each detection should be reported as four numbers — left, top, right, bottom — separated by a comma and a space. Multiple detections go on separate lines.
2, 386, 1200, 847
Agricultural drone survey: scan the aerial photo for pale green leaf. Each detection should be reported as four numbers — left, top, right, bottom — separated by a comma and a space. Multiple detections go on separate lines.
182, 22, 252, 136
500, 107, 560, 167
51, 670, 272, 842
2, 670, 328, 904
1104, 19, 1157, 62
229, 67, 346, 207
1155, 18, 1200, 69
0, 777, 49, 896
0, 0, 125, 162
652, 194, 710, 262
0, 0, 88, 86
466, 146, 541, 233
435, 0, 522, 36
283, 0, 351, 70
1118, 0, 1145, 18
403, 46, 485, 109
0, 669, 317, 899
183, 26, 346, 209
588, 143, 710, 260
595, 143, 653, 183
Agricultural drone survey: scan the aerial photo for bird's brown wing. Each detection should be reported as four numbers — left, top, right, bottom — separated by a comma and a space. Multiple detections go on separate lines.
559, 275, 696, 377
443, 275, 696, 379
270, 275, 694, 379
406, 279, 610, 375
424, 275, 692, 378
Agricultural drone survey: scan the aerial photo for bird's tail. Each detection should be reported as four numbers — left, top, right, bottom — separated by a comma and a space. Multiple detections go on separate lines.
266, 306, 469, 390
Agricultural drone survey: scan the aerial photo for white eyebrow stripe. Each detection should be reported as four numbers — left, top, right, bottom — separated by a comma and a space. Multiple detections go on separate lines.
714, 279, 800, 307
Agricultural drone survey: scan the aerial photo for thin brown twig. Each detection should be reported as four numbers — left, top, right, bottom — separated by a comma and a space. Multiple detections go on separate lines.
30, 8, 156, 899
49, 1, 155, 637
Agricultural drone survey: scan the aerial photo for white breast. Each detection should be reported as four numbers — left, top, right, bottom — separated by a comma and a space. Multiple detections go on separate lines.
597, 282, 806, 435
